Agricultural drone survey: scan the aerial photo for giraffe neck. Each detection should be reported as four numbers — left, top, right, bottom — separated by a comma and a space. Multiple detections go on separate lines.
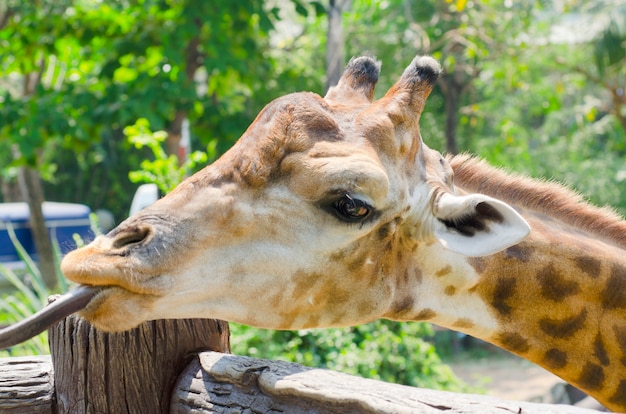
392, 214, 626, 411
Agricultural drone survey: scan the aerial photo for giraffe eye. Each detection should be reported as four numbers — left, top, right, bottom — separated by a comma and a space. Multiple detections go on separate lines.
334, 194, 372, 223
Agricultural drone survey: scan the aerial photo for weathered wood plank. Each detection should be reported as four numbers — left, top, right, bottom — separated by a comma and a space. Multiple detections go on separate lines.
0, 355, 53, 414
49, 315, 230, 414
172, 351, 600, 414
0, 345, 603, 413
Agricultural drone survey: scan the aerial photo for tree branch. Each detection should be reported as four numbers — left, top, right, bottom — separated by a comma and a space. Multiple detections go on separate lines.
0, 7, 14, 31
556, 57, 626, 133
166, 18, 204, 157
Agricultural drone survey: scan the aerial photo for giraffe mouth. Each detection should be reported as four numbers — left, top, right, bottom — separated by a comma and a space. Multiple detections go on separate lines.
0, 285, 101, 349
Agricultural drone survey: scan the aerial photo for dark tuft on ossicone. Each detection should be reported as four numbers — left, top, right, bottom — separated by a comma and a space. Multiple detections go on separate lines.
344, 56, 381, 86
402, 55, 442, 86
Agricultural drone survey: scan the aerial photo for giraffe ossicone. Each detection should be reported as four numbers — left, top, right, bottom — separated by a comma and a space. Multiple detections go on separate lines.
51, 55, 626, 412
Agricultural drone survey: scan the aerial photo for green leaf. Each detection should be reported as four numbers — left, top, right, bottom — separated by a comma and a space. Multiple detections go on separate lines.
292, 0, 309, 17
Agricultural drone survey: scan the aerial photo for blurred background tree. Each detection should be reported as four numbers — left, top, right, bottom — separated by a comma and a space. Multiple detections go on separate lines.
0, 0, 624, 390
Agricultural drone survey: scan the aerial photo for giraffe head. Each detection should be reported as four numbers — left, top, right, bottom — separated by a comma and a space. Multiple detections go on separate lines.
61, 56, 529, 332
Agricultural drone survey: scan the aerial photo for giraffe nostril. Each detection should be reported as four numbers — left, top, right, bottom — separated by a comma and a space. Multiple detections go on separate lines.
111, 226, 152, 250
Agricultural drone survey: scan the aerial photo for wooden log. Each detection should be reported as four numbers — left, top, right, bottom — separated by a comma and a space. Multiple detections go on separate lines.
171, 351, 600, 414
0, 355, 53, 414
0, 344, 603, 413
49, 316, 230, 414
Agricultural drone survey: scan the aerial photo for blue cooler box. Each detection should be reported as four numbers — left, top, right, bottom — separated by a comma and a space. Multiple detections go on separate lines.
0, 202, 94, 263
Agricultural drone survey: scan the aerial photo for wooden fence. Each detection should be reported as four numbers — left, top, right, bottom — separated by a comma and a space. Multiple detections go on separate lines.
0, 313, 601, 413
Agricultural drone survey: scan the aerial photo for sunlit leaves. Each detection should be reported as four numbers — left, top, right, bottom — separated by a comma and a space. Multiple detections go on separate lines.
125, 118, 210, 194
593, 9, 626, 75
230, 320, 470, 392
0, 0, 286, 220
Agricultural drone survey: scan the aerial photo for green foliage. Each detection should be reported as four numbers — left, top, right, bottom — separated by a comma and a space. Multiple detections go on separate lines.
124, 118, 215, 194
0, 216, 102, 356
230, 320, 471, 392
587, 1, 626, 75
0, 0, 287, 221
467, 33, 626, 215
0, 225, 70, 356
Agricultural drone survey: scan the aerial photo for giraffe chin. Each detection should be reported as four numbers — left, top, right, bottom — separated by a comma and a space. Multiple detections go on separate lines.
76, 286, 157, 332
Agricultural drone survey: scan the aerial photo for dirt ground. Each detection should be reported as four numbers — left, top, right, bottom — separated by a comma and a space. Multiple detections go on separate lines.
447, 353, 564, 402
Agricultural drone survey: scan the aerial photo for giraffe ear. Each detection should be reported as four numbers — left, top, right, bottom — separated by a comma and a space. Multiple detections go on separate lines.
433, 193, 531, 257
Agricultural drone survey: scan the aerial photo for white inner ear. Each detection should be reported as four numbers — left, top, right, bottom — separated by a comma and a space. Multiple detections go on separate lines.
433, 193, 531, 257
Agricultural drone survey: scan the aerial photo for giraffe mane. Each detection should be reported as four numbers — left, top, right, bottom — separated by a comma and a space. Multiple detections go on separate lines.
448, 153, 626, 249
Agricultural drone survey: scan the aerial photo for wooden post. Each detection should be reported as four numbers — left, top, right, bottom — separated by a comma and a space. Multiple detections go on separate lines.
0, 355, 54, 414
49, 315, 229, 414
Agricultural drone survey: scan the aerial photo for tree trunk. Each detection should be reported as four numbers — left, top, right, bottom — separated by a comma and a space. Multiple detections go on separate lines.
49, 313, 230, 414
166, 21, 202, 158
442, 79, 460, 154
438, 68, 477, 155
10, 58, 58, 289
167, 111, 188, 159
610, 88, 626, 135
17, 166, 58, 290
0, 178, 22, 203
325, 0, 350, 92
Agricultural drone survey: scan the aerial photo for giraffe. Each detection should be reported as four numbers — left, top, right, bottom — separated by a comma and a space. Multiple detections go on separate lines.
54, 55, 626, 411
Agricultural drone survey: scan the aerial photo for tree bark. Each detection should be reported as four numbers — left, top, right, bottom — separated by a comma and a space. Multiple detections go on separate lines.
9, 57, 58, 289
610, 87, 626, 134
49, 314, 230, 414
442, 79, 460, 155
166, 20, 203, 158
325, 0, 350, 92
17, 166, 58, 290
0, 178, 22, 203
438, 67, 479, 155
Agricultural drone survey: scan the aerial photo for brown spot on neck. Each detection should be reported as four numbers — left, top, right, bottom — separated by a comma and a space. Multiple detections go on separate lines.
490, 277, 517, 317
593, 334, 610, 366
444, 285, 456, 296
609, 381, 626, 407
576, 362, 605, 391
539, 309, 587, 338
612, 325, 626, 367
543, 348, 568, 370
601, 265, 626, 310
414, 308, 437, 321
452, 318, 475, 329
390, 296, 415, 318
504, 244, 532, 262
497, 332, 530, 354
575, 255, 601, 278
536, 264, 581, 301
436, 265, 452, 277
